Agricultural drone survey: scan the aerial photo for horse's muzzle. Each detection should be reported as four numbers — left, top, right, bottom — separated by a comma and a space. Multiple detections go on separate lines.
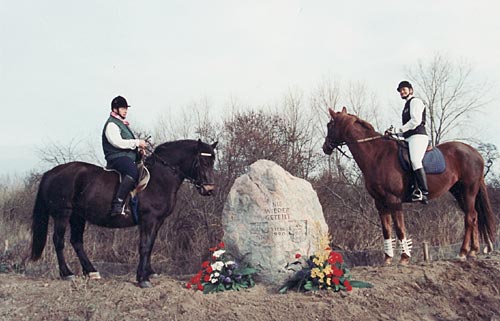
198, 184, 215, 196
322, 141, 334, 155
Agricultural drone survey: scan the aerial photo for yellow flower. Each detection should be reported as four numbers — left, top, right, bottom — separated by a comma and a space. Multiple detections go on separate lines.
311, 267, 321, 278
326, 277, 331, 286
312, 258, 320, 266
323, 265, 333, 276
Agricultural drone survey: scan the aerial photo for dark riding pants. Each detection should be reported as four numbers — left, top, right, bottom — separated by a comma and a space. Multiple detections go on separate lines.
107, 156, 139, 182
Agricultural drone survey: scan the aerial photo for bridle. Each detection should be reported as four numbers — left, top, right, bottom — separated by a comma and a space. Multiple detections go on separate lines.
146, 147, 214, 189
325, 135, 385, 159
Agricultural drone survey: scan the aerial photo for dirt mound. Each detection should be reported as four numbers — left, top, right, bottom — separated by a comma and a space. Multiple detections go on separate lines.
1, 254, 500, 321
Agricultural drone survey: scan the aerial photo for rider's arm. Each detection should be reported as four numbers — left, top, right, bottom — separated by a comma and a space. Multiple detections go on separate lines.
397, 98, 425, 134
105, 122, 141, 150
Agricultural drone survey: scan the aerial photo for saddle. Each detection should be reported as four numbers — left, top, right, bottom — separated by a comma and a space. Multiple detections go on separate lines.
397, 142, 446, 174
103, 162, 151, 223
397, 142, 446, 203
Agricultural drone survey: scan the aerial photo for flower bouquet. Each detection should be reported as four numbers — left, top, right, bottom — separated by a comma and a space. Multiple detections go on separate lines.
186, 242, 258, 294
279, 236, 372, 293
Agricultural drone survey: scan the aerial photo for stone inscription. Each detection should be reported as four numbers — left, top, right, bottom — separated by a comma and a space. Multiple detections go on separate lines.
249, 202, 308, 244
263, 201, 290, 221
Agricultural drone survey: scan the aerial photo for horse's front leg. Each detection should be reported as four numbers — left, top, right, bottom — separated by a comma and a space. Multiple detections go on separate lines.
392, 209, 411, 265
376, 202, 394, 266
137, 220, 161, 288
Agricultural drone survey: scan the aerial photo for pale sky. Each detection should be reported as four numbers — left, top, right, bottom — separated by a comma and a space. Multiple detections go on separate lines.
1, 0, 500, 177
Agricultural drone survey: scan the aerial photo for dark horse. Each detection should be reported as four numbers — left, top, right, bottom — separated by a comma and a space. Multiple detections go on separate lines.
323, 107, 496, 265
31, 139, 217, 288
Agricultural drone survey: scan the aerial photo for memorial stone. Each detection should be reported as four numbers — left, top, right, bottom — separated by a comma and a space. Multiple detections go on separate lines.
222, 159, 329, 285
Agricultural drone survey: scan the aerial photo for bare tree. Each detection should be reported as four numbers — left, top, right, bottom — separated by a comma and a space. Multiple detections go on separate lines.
407, 53, 492, 145
477, 142, 499, 179
346, 81, 382, 130
36, 137, 89, 167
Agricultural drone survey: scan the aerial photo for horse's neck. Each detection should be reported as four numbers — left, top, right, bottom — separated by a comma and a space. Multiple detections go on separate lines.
146, 155, 185, 189
344, 125, 384, 173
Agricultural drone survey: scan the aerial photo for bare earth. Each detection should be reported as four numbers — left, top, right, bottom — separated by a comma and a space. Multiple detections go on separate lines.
1, 253, 500, 321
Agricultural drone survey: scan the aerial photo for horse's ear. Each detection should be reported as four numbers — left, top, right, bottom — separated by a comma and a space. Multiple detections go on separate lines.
211, 141, 218, 149
328, 108, 335, 118
341, 106, 347, 113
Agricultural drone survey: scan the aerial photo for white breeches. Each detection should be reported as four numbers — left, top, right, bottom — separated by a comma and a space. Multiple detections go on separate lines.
406, 134, 428, 170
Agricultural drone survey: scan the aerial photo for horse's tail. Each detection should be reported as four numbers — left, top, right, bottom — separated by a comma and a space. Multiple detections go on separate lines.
31, 173, 50, 261
476, 178, 496, 253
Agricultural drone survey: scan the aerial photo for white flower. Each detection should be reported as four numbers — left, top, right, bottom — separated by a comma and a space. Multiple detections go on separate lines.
211, 261, 224, 271
210, 271, 220, 283
224, 260, 236, 267
212, 249, 226, 258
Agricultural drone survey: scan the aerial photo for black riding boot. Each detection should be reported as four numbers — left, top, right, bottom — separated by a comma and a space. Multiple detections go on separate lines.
110, 175, 136, 216
412, 168, 429, 204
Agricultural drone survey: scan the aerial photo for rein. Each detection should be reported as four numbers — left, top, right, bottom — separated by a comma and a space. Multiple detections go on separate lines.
330, 135, 384, 159
338, 135, 384, 146
145, 147, 212, 188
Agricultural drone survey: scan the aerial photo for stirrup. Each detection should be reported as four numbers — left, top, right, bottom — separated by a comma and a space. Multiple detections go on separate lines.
411, 189, 422, 200
411, 189, 428, 204
110, 201, 126, 216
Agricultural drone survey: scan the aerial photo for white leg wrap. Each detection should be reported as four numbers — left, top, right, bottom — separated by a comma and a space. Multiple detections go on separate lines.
397, 238, 413, 257
384, 239, 396, 258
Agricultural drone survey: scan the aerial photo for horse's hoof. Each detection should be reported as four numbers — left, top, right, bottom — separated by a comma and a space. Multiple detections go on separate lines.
149, 273, 160, 279
138, 281, 152, 288
88, 272, 102, 280
383, 258, 392, 266
456, 254, 467, 261
398, 258, 410, 266
62, 274, 76, 281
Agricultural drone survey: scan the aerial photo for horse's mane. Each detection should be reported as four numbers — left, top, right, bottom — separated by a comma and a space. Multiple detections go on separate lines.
355, 117, 376, 132
154, 139, 198, 153
145, 139, 213, 166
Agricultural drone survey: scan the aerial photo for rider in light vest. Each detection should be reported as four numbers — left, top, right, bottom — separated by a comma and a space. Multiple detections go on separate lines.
395, 81, 429, 204
102, 96, 147, 215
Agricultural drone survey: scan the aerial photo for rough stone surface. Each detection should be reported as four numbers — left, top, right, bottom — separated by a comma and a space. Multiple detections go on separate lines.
222, 159, 329, 285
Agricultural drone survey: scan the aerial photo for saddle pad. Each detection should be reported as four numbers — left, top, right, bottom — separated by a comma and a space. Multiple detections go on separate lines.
398, 146, 446, 174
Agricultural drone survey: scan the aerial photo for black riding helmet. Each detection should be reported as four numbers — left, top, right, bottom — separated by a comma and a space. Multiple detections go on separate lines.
397, 81, 413, 92
111, 96, 130, 110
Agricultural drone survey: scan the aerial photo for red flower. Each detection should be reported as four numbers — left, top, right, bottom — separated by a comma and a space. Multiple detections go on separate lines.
197, 284, 204, 291
201, 261, 210, 268
332, 267, 343, 277
218, 241, 225, 248
191, 271, 202, 284
186, 282, 192, 289
295, 253, 301, 259
206, 266, 213, 273
204, 274, 211, 282
329, 252, 343, 264
343, 280, 352, 291
209, 247, 217, 252
332, 278, 340, 285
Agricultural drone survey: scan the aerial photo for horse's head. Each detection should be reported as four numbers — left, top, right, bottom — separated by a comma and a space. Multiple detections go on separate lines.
190, 140, 218, 196
323, 107, 348, 155
151, 139, 218, 196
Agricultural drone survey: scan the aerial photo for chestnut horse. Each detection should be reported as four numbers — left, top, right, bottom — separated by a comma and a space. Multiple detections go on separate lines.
31, 139, 217, 288
323, 107, 495, 265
